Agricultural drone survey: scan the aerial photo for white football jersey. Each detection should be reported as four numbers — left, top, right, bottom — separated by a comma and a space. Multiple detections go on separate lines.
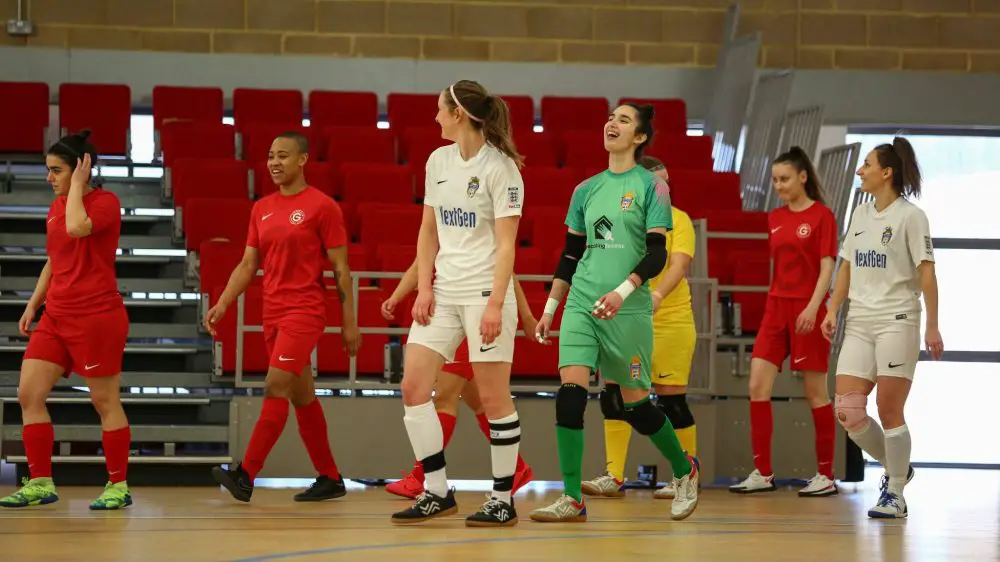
839, 197, 934, 320
423, 143, 524, 305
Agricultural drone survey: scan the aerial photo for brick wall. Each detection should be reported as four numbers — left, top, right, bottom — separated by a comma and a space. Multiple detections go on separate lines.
3, 0, 1000, 73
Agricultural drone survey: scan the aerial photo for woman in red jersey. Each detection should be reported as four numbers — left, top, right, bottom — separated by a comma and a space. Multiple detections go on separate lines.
206, 132, 361, 503
729, 146, 839, 498
0, 131, 133, 511
380, 259, 536, 499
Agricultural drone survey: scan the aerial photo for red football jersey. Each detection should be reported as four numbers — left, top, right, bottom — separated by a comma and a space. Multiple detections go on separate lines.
45, 189, 124, 317
247, 186, 347, 323
767, 202, 838, 299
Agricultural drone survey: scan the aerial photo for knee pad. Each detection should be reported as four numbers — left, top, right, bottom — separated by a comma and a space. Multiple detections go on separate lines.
600, 385, 625, 421
556, 383, 588, 430
834, 392, 869, 432
624, 399, 666, 436
656, 394, 695, 430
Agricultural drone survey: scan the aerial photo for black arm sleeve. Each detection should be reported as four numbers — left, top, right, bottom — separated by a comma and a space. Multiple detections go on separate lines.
631, 232, 668, 283
554, 231, 587, 284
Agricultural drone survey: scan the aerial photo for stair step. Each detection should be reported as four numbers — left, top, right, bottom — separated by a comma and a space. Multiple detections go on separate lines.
0, 233, 177, 250
0, 276, 189, 293
0, 297, 196, 308
3, 455, 232, 465
0, 343, 205, 354
0, 322, 201, 340
2, 424, 228, 443
0, 370, 216, 387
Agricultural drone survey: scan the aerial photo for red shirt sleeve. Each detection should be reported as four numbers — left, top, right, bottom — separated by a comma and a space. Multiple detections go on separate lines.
246, 202, 260, 248
818, 206, 838, 259
319, 199, 348, 250
88, 191, 121, 234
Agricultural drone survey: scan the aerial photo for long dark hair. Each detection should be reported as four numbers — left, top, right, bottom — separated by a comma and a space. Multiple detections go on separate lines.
874, 136, 922, 198
47, 129, 100, 187
445, 80, 523, 168
773, 145, 824, 204
622, 103, 655, 159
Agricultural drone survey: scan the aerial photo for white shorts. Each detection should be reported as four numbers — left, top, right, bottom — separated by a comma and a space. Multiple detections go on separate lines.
835, 313, 921, 382
407, 301, 517, 364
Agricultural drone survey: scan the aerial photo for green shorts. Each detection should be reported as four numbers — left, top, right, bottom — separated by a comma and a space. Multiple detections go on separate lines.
558, 306, 653, 390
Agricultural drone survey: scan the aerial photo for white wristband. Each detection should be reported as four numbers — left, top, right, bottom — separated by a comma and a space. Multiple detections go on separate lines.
613, 280, 636, 301
543, 297, 560, 316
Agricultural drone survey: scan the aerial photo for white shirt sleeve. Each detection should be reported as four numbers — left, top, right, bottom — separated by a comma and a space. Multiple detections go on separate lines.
423, 152, 439, 207
489, 157, 524, 219
905, 207, 935, 267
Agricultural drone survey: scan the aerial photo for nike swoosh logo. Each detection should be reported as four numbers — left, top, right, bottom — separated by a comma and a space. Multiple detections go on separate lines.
480, 345, 497, 353
888, 362, 904, 368
262, 213, 273, 220
85, 363, 100, 370
771, 227, 781, 233
854, 231, 864, 236
47, 217, 56, 223
279, 355, 294, 361
437, 180, 447, 184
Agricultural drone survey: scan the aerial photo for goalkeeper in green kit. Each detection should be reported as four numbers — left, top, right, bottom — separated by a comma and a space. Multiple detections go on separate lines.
529, 103, 699, 523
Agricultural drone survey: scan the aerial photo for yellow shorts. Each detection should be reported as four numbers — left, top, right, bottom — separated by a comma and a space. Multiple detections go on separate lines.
651, 313, 696, 387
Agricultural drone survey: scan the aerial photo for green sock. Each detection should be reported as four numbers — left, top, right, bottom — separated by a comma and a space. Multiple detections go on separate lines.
556, 425, 585, 502
626, 398, 692, 479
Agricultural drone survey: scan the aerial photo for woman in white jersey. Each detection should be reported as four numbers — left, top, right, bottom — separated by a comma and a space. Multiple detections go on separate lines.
821, 136, 943, 519
391, 80, 525, 528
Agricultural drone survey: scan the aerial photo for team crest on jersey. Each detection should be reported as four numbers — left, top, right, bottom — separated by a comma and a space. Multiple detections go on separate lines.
620, 191, 635, 211
797, 223, 811, 238
507, 186, 521, 209
466, 176, 480, 198
881, 226, 893, 246
289, 209, 305, 225
629, 356, 642, 380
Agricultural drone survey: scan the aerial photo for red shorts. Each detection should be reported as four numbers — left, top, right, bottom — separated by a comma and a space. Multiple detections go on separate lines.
24, 307, 129, 378
440, 338, 473, 381
751, 296, 830, 373
264, 315, 326, 376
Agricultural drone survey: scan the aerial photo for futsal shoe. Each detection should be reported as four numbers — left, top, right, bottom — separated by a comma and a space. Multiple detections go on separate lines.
728, 469, 777, 494
653, 482, 675, 499
466, 497, 518, 527
512, 463, 534, 495
294, 475, 347, 502
798, 474, 839, 497
581, 472, 626, 498
213, 463, 254, 503
879, 465, 915, 494
868, 490, 907, 519
391, 488, 458, 524
0, 477, 59, 508
90, 481, 132, 510
670, 454, 699, 521
386, 469, 423, 499
529, 495, 588, 523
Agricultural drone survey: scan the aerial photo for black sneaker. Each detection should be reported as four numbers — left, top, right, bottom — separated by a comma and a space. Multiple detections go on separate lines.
466, 497, 518, 527
294, 475, 347, 502
213, 463, 253, 503
391, 488, 458, 525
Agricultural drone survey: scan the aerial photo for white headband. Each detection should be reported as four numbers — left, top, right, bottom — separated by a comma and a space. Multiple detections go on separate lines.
450, 84, 484, 123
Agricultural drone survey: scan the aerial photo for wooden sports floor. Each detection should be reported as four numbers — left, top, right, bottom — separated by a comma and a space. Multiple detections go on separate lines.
0, 468, 996, 562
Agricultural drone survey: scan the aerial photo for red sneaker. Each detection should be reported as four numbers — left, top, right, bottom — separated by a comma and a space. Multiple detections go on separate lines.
512, 463, 535, 495
385, 471, 424, 500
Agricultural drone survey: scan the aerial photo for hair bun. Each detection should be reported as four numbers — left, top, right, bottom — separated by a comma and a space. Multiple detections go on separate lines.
75, 129, 92, 141
641, 104, 655, 119
789, 145, 805, 156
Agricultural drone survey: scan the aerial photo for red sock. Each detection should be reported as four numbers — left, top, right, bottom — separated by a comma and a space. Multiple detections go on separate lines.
243, 397, 289, 481
413, 412, 456, 482
476, 413, 526, 471
103, 427, 131, 484
295, 399, 340, 480
749, 400, 773, 476
811, 403, 836, 479
23, 422, 54, 480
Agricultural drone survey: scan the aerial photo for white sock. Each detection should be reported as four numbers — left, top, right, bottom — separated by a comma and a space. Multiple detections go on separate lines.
489, 411, 521, 504
847, 417, 887, 466
884, 424, 911, 494
403, 401, 448, 497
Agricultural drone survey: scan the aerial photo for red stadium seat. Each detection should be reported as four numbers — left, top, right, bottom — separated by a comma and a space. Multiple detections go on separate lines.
732, 252, 771, 334
359, 204, 422, 249
514, 246, 545, 275
387, 93, 439, 132
647, 134, 714, 172
501, 94, 536, 134
170, 158, 250, 209
159, 121, 235, 167
377, 244, 416, 294
511, 338, 559, 378
530, 206, 570, 256
561, 131, 607, 170
669, 170, 741, 212
618, 97, 688, 135
401, 127, 449, 166
705, 210, 769, 283
216, 284, 268, 374
521, 166, 579, 208
325, 127, 396, 166
515, 132, 558, 167
318, 288, 390, 376
198, 240, 245, 294
341, 163, 414, 205
0, 81, 49, 155
347, 243, 371, 272
152, 86, 224, 130
240, 123, 309, 163
185, 197, 253, 251
309, 90, 378, 128
58, 83, 131, 157
540, 96, 609, 135
232, 88, 303, 132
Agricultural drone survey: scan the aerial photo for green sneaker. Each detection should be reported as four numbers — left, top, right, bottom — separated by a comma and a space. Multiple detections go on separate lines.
0, 477, 59, 508
89, 481, 133, 511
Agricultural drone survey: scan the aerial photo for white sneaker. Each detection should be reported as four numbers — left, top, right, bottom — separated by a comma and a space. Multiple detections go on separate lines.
868, 490, 907, 519
798, 473, 838, 497
529, 494, 588, 523
581, 472, 625, 498
653, 481, 675, 499
729, 469, 777, 494
670, 456, 699, 520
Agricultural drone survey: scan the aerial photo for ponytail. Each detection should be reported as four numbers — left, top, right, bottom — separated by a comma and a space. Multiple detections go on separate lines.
483, 95, 524, 169
773, 145, 824, 204
874, 136, 922, 198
